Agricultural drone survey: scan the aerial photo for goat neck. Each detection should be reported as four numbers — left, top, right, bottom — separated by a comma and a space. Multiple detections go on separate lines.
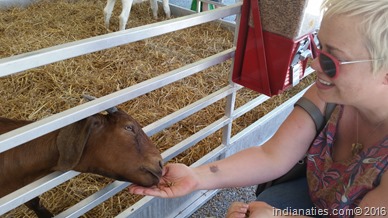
0, 118, 60, 197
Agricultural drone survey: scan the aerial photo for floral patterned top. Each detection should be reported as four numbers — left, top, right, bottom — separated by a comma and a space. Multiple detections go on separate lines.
307, 105, 388, 218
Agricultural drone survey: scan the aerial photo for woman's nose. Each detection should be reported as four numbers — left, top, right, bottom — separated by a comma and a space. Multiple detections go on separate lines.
309, 56, 321, 72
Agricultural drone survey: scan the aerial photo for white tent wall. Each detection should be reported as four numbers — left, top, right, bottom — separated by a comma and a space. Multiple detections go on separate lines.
0, 1, 311, 217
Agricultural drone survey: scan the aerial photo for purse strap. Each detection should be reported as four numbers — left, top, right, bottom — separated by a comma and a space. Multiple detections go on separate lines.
295, 97, 336, 133
255, 97, 336, 196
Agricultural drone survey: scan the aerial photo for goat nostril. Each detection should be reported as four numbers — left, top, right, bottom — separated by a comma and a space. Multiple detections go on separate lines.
159, 160, 163, 169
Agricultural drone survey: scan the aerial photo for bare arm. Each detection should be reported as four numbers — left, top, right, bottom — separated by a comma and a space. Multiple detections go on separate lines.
193, 85, 325, 190
129, 85, 326, 197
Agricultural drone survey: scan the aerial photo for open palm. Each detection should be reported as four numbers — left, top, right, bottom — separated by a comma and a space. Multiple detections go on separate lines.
128, 163, 199, 198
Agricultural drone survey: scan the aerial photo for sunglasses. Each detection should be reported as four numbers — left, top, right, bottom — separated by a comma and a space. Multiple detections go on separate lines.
311, 39, 382, 79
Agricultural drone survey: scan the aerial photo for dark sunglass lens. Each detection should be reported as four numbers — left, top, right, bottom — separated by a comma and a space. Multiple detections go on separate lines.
319, 54, 337, 77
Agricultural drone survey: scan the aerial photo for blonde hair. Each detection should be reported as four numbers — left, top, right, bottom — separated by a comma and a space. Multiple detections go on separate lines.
321, 0, 388, 75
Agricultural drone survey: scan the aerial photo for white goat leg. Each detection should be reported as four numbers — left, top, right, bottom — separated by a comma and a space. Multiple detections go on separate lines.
119, 0, 134, 30
162, 0, 171, 18
104, 0, 117, 29
105, 0, 169, 31
149, 0, 158, 19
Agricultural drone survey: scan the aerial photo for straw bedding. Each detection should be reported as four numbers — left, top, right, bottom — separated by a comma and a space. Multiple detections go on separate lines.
0, 0, 314, 217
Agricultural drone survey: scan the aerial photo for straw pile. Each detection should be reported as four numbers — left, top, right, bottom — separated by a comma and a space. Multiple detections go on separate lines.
0, 0, 314, 217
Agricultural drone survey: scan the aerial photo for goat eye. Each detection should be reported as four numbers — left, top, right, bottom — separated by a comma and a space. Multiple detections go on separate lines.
125, 125, 135, 132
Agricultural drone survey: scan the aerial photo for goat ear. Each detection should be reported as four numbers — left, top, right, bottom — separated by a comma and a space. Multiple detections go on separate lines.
56, 118, 94, 170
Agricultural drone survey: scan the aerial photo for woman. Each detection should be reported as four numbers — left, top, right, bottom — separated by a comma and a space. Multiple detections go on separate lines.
129, 0, 388, 217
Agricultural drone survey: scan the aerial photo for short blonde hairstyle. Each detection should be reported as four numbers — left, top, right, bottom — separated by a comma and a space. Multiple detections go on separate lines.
321, 0, 388, 75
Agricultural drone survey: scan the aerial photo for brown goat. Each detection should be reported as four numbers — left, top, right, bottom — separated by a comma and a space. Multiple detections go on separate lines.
0, 107, 163, 217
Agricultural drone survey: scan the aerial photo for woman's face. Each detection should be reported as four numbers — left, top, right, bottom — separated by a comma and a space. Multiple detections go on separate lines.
311, 14, 384, 105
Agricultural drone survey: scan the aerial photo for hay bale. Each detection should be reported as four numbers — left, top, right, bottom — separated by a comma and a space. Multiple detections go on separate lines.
0, 0, 314, 217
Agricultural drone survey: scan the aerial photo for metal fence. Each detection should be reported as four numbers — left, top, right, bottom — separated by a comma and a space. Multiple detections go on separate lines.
0, 2, 310, 217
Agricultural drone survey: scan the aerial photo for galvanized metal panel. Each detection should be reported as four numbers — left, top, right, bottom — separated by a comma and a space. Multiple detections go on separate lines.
0, 49, 234, 153
0, 2, 315, 217
0, 171, 79, 214
0, 7, 240, 215
0, 4, 241, 77
115, 87, 309, 218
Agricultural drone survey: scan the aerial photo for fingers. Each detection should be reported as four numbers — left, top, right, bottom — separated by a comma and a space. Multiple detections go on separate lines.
128, 163, 196, 198
226, 202, 249, 218
128, 184, 167, 197
128, 184, 150, 195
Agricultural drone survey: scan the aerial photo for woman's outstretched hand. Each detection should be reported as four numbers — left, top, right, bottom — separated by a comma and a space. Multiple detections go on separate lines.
128, 163, 199, 198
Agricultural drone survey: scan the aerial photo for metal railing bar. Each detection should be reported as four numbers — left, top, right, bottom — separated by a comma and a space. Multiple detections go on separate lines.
0, 59, 314, 217
197, 0, 226, 7
116, 145, 227, 217
232, 95, 270, 119
161, 116, 230, 162
0, 48, 234, 153
52, 84, 236, 216
0, 171, 80, 215
50, 87, 237, 217
144, 85, 235, 136
0, 3, 246, 217
0, 50, 234, 215
56, 127, 230, 218
55, 181, 129, 218
229, 86, 310, 146
0, 3, 241, 77
116, 195, 155, 217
